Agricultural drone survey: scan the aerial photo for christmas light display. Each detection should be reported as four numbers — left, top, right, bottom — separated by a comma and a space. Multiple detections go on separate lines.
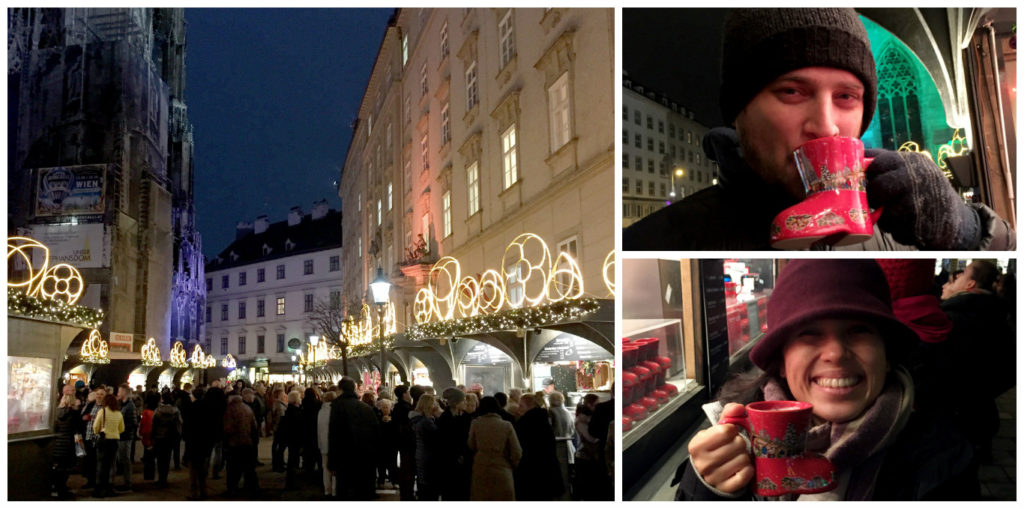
7, 288, 104, 328
141, 337, 163, 367
898, 129, 969, 174
81, 329, 110, 364
190, 344, 215, 369
222, 354, 236, 369
169, 341, 189, 368
603, 250, 615, 296
404, 297, 601, 342
8, 236, 85, 305
343, 303, 397, 347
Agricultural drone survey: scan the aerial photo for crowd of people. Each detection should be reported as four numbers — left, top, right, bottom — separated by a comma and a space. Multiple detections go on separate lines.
49, 376, 614, 501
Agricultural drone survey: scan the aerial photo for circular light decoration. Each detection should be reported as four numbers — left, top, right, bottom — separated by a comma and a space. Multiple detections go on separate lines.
190, 344, 210, 369
222, 354, 236, 369
169, 341, 189, 368
81, 329, 110, 364
603, 250, 616, 296
141, 337, 163, 367
7, 236, 49, 295
37, 263, 85, 305
501, 233, 553, 309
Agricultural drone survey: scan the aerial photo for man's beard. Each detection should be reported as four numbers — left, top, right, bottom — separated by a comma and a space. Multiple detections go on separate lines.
737, 133, 805, 201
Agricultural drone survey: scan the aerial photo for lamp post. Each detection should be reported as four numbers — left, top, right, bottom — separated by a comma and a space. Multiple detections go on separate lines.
669, 167, 684, 200
369, 266, 392, 392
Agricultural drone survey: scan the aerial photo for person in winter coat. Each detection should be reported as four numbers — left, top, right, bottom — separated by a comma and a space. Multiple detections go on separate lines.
391, 385, 417, 500
327, 377, 380, 500
150, 392, 182, 487
270, 388, 288, 472
301, 387, 322, 475
375, 398, 399, 488
79, 387, 103, 490
573, 394, 602, 499
514, 393, 564, 500
186, 386, 224, 500
139, 392, 159, 482
467, 396, 522, 500
92, 394, 124, 498
437, 387, 472, 500
50, 394, 80, 498
114, 384, 138, 492
676, 259, 981, 500
241, 388, 264, 466
281, 390, 305, 489
410, 393, 441, 500
222, 394, 259, 496
317, 391, 337, 497
548, 391, 577, 500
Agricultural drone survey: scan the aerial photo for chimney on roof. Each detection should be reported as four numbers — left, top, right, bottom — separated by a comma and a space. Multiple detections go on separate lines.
311, 199, 328, 220
236, 221, 254, 240
254, 215, 269, 234
288, 206, 303, 226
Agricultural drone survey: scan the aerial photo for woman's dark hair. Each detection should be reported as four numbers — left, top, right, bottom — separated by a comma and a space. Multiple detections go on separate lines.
478, 396, 500, 415
304, 387, 319, 402
103, 393, 121, 411
145, 392, 161, 410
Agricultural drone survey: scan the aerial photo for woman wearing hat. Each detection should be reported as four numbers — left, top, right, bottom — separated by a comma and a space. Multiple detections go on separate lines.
676, 259, 980, 500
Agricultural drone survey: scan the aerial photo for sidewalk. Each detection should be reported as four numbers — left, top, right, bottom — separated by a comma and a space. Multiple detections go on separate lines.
64, 436, 400, 501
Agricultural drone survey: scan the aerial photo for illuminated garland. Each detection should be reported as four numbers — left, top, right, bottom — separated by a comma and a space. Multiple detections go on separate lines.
898, 129, 969, 177
222, 354, 236, 369
404, 297, 600, 342
81, 329, 110, 364
7, 288, 104, 328
141, 337, 163, 367
190, 344, 216, 369
349, 335, 397, 358
169, 341, 189, 368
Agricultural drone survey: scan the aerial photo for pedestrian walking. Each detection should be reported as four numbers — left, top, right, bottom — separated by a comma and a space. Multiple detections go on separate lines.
270, 388, 288, 472
92, 394, 124, 498
223, 394, 260, 496
327, 377, 380, 500
150, 391, 182, 488
411, 393, 441, 501
115, 384, 138, 492
50, 394, 80, 499
317, 391, 337, 497
514, 393, 564, 500
467, 396, 522, 500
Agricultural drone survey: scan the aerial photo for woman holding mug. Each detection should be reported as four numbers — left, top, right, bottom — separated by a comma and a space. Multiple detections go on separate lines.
676, 259, 979, 500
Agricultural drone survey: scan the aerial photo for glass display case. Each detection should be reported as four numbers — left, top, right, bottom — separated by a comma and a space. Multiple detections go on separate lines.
7, 356, 54, 435
722, 259, 775, 358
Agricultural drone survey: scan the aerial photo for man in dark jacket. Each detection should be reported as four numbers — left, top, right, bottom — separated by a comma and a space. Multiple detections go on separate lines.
514, 394, 564, 500
328, 377, 381, 500
623, 8, 1015, 252
494, 392, 517, 424
241, 388, 265, 466
437, 387, 471, 500
186, 387, 224, 500
391, 384, 417, 500
150, 392, 182, 488
223, 394, 259, 496
114, 384, 138, 492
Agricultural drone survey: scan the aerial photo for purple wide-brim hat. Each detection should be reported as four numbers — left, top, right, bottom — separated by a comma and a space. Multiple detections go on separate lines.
750, 259, 919, 371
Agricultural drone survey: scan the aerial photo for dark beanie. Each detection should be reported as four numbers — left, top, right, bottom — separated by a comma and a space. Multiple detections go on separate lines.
720, 8, 877, 135
750, 259, 917, 371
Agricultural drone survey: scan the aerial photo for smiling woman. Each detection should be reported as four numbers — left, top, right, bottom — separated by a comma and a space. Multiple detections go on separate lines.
676, 259, 981, 501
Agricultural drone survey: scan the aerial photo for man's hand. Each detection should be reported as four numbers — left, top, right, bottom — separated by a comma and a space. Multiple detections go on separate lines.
865, 150, 980, 249
687, 403, 754, 494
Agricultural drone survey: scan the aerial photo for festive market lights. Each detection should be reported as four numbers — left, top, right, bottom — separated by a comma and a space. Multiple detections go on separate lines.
7, 288, 104, 328
190, 344, 215, 369
8, 236, 85, 305
413, 233, 585, 325
169, 341, 189, 368
81, 329, 110, 364
603, 250, 616, 296
141, 337, 163, 367
898, 129, 969, 172
405, 297, 601, 342
343, 303, 397, 348
222, 354, 236, 369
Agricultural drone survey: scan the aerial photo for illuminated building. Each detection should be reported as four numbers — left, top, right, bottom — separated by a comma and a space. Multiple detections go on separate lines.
340, 8, 614, 391
8, 8, 203, 356
204, 203, 342, 382
621, 73, 719, 227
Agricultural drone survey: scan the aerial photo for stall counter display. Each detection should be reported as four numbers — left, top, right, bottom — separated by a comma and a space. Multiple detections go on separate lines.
622, 319, 698, 446
8, 356, 55, 435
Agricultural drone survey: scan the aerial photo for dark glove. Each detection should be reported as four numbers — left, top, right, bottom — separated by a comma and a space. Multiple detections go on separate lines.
865, 149, 980, 249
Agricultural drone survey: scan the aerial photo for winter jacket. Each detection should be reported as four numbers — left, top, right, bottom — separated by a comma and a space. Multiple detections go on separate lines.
411, 411, 440, 488
467, 413, 522, 500
514, 407, 564, 500
270, 401, 287, 434
186, 389, 225, 455
223, 398, 258, 448
150, 403, 182, 443
316, 401, 332, 455
52, 406, 78, 467
280, 404, 304, 447
392, 399, 416, 453
327, 393, 380, 500
139, 408, 155, 448
624, 128, 1015, 251
119, 398, 138, 440
437, 409, 472, 499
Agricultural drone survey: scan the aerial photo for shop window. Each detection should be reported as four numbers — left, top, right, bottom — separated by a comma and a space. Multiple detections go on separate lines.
721, 259, 776, 357
876, 43, 924, 150
8, 357, 54, 434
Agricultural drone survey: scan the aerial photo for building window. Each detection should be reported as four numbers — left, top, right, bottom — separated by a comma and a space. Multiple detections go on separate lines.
221, 275, 229, 289
622, 105, 628, 120
422, 213, 431, 252
467, 162, 480, 215
501, 125, 518, 189
420, 62, 428, 96
658, 120, 664, 133
647, 137, 653, 151
498, 10, 515, 68
623, 154, 629, 169
387, 183, 393, 210
238, 301, 246, 319
556, 236, 578, 291
648, 159, 655, 173
440, 20, 449, 57
276, 297, 285, 315
402, 33, 408, 66
623, 130, 629, 144
420, 135, 429, 172
441, 102, 451, 146
238, 336, 246, 355
221, 337, 228, 355
659, 141, 665, 154
257, 299, 265, 317
206, 278, 212, 291
276, 264, 285, 279
205, 306, 211, 323
442, 191, 452, 238
304, 293, 314, 313
277, 334, 285, 353
669, 124, 675, 138
221, 304, 228, 321
238, 271, 246, 286
649, 181, 656, 196
687, 131, 693, 144
303, 259, 313, 275
330, 255, 340, 272
257, 268, 265, 283
646, 116, 653, 129
548, 73, 571, 151
635, 156, 642, 171
660, 182, 667, 197
465, 62, 479, 111
257, 335, 265, 354
623, 178, 629, 193
634, 134, 641, 148
635, 180, 642, 194
634, 110, 641, 125
330, 291, 341, 309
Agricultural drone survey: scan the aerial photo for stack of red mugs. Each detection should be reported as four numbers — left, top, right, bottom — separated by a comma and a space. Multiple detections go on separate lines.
622, 336, 677, 432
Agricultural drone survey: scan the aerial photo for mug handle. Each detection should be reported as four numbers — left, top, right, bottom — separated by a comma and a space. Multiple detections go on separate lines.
717, 411, 750, 433
863, 156, 884, 222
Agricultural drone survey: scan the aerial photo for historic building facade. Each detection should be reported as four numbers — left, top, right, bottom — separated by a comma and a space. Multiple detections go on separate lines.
8, 8, 203, 352
340, 8, 615, 389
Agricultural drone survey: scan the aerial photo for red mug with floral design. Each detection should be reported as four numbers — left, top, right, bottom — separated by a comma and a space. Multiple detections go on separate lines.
718, 400, 836, 497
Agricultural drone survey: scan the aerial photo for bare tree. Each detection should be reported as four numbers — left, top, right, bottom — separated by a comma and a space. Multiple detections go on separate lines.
306, 296, 349, 376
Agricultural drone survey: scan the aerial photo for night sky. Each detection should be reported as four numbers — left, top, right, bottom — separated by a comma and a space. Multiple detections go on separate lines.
185, 8, 394, 259
623, 8, 729, 128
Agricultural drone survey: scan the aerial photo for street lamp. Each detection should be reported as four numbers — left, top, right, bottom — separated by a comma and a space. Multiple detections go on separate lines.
308, 334, 320, 383
369, 266, 391, 391
670, 167, 684, 200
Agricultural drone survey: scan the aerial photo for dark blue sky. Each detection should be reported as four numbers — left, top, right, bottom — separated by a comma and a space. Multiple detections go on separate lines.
185, 8, 393, 258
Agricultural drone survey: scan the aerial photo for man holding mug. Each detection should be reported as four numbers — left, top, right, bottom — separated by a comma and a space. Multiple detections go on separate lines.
623, 8, 1015, 251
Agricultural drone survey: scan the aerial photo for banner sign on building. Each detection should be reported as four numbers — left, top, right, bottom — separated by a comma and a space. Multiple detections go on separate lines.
34, 165, 106, 217
534, 334, 613, 363
27, 223, 109, 268
109, 332, 134, 352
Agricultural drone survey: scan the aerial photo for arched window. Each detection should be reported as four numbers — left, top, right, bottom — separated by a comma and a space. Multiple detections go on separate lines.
875, 43, 924, 149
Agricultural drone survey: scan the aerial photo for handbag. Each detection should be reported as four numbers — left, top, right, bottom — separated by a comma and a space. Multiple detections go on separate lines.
97, 408, 107, 440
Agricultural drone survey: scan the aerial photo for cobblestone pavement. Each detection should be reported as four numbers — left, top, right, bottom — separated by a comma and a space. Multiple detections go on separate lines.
63, 436, 400, 501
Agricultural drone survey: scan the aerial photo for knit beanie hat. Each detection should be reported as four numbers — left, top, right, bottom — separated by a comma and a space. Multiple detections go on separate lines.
441, 387, 465, 407
750, 259, 918, 371
720, 8, 877, 135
